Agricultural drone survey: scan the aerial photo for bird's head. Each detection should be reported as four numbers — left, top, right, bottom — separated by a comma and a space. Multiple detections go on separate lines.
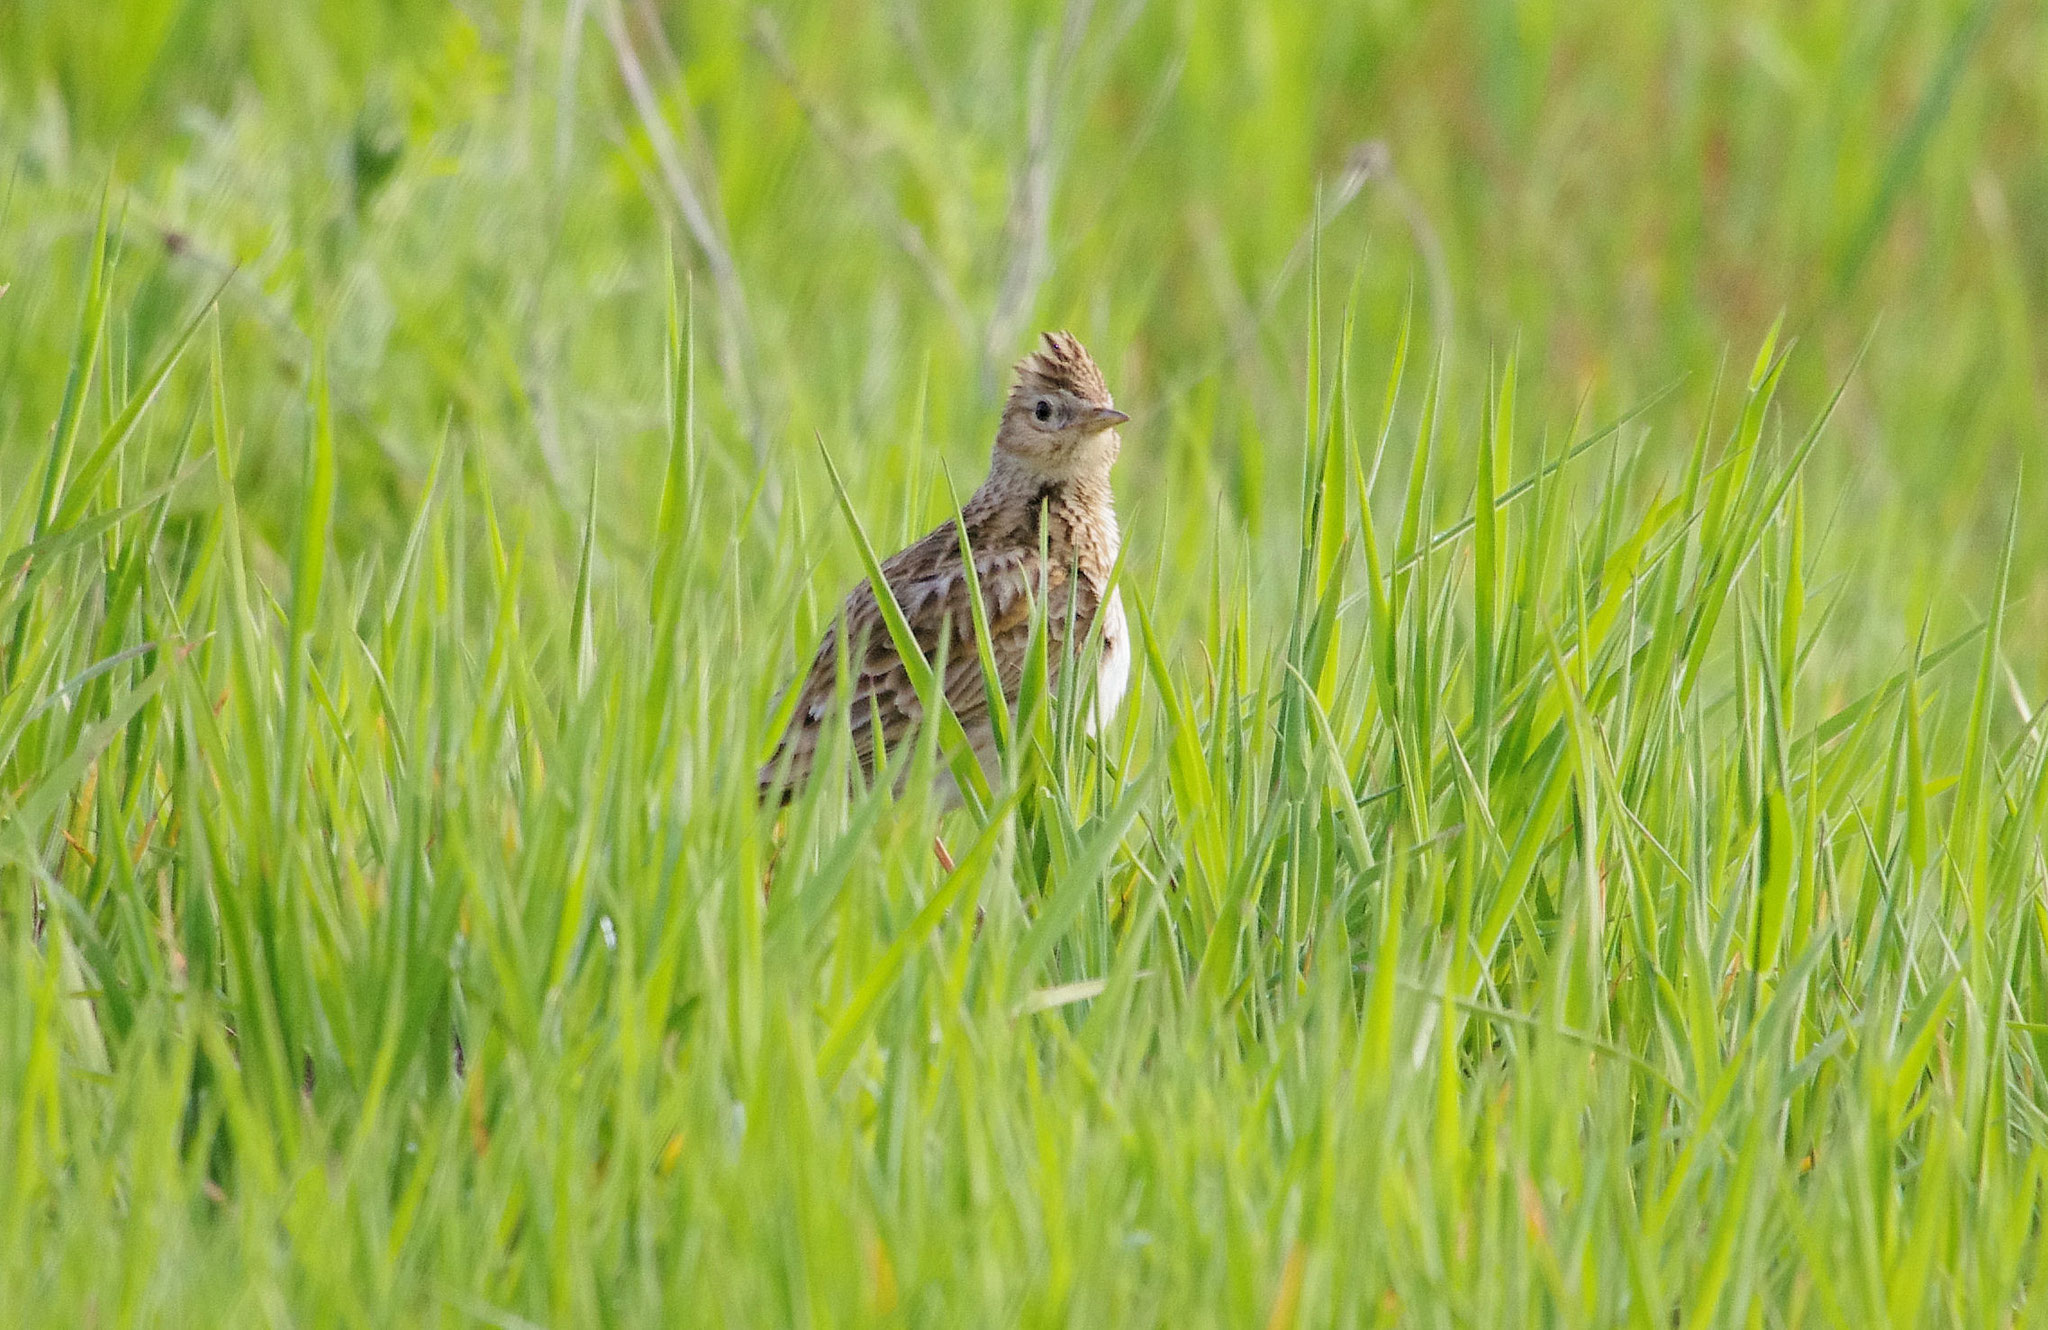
993, 331, 1128, 480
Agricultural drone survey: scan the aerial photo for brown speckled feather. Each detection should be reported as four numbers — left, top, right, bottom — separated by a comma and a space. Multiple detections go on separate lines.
761, 332, 1130, 805
759, 479, 1113, 801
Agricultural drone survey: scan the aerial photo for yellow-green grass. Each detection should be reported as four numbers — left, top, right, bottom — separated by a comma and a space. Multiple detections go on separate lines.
3, 1, 2047, 1323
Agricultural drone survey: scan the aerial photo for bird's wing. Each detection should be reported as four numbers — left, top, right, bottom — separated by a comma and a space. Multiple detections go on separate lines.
760, 522, 1097, 799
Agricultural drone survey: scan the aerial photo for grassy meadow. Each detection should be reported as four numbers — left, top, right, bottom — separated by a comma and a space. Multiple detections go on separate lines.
6, 0, 2048, 1323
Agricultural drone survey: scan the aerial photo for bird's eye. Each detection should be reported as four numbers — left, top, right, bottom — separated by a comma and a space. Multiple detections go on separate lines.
1034, 399, 1053, 423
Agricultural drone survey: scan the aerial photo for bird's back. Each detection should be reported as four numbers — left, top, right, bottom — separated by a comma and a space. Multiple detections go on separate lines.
758, 474, 1121, 803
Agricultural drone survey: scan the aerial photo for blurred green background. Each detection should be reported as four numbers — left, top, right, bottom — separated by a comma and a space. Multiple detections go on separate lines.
4, 0, 2041, 659
6, 1, 2048, 1323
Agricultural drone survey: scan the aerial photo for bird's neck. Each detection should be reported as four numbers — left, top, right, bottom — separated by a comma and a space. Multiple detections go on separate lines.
980, 451, 1117, 516
975, 452, 1120, 583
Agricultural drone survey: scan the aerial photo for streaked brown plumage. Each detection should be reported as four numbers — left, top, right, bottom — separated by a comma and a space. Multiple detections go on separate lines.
760, 332, 1130, 805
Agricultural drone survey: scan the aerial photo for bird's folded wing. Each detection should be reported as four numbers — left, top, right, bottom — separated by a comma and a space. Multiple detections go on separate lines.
761, 524, 1096, 793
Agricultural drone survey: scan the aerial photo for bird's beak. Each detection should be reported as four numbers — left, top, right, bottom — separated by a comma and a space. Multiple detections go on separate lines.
1082, 405, 1130, 433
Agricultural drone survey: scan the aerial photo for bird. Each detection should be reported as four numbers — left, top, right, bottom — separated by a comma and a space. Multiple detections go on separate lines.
759, 331, 1131, 837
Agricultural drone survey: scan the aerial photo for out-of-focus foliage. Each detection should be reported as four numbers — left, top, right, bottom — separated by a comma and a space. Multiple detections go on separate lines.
3, 1, 2047, 1323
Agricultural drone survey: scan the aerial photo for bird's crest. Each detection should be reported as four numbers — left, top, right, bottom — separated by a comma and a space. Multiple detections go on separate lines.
1009, 331, 1111, 407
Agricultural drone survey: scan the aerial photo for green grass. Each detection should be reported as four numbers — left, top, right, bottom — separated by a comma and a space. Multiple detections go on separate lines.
5, 1, 2048, 1323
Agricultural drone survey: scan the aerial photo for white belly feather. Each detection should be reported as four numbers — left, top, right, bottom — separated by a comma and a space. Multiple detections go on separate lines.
1090, 587, 1129, 737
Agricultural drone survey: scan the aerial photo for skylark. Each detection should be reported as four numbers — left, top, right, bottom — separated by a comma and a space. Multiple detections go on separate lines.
760, 331, 1130, 811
